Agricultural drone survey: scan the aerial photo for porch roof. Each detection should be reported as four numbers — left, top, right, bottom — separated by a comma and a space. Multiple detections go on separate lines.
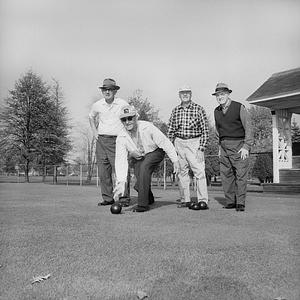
247, 67, 300, 114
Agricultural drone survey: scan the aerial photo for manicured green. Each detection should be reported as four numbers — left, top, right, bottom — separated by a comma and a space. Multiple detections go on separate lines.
0, 183, 299, 300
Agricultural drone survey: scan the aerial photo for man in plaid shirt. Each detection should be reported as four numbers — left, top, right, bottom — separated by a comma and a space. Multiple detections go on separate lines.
168, 86, 209, 209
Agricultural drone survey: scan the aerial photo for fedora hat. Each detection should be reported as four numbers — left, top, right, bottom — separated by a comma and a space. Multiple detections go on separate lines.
119, 105, 137, 119
212, 83, 232, 95
99, 78, 120, 90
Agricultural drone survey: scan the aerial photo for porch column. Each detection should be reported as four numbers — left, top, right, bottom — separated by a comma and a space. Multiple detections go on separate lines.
272, 109, 292, 183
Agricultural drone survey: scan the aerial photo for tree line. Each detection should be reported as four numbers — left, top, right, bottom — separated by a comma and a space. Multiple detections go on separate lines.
1, 70, 300, 183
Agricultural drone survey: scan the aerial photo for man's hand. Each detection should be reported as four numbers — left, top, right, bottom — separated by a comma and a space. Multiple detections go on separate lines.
238, 147, 249, 160
130, 150, 144, 160
173, 161, 180, 174
196, 149, 205, 163
113, 181, 126, 201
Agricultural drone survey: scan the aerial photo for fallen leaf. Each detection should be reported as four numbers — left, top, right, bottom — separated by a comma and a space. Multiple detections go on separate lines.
136, 290, 148, 299
31, 273, 51, 284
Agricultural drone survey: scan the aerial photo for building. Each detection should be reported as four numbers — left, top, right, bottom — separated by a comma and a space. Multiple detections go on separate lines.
247, 67, 300, 193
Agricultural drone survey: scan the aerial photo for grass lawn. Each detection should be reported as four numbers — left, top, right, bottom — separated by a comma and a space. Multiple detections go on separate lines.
0, 183, 299, 300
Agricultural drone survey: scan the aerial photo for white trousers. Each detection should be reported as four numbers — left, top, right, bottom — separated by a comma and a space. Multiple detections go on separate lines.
174, 137, 208, 203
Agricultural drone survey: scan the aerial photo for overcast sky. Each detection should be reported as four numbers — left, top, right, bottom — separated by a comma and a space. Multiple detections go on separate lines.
1, 0, 299, 126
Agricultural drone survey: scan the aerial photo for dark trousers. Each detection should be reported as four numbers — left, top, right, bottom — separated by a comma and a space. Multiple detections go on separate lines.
220, 139, 249, 206
132, 148, 165, 207
96, 135, 130, 202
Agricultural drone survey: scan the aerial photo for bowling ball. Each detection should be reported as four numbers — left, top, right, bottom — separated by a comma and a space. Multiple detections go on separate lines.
198, 201, 208, 210
191, 202, 201, 210
110, 203, 122, 214
188, 202, 196, 209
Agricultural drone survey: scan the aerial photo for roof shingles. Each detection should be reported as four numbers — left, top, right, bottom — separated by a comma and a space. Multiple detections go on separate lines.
247, 67, 300, 102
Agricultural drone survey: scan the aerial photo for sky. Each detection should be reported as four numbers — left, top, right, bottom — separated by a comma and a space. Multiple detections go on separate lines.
1, 0, 300, 128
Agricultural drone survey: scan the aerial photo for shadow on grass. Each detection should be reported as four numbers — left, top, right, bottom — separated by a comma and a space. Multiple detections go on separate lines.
124, 196, 177, 211
214, 196, 227, 207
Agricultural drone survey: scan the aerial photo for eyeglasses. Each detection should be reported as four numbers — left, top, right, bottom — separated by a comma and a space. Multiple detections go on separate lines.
101, 88, 114, 92
121, 116, 134, 122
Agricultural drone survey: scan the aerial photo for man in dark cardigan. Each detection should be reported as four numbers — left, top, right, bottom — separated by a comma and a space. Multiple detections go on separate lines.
213, 83, 253, 212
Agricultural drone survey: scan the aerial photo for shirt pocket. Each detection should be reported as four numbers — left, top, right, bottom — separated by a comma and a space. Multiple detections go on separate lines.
189, 117, 199, 129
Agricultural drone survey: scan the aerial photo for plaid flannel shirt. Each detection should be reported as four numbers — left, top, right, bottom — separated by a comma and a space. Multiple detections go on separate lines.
167, 101, 209, 149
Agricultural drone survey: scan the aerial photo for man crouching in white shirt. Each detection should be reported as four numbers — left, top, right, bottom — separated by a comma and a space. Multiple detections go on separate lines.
113, 105, 179, 212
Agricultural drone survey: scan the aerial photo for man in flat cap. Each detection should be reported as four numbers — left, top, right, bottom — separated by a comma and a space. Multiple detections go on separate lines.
89, 78, 130, 206
213, 83, 253, 212
167, 86, 209, 209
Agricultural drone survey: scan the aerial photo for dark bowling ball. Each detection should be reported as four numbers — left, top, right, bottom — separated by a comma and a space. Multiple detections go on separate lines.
191, 202, 201, 210
198, 201, 208, 210
110, 203, 122, 214
188, 202, 195, 209
191, 201, 208, 210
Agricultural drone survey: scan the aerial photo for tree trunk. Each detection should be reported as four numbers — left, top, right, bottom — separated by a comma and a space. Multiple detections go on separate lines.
42, 160, 46, 182
25, 159, 30, 183
53, 165, 58, 184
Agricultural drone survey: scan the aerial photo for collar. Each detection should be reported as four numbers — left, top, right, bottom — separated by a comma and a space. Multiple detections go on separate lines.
101, 98, 118, 106
222, 99, 231, 111
217, 99, 231, 111
178, 101, 194, 109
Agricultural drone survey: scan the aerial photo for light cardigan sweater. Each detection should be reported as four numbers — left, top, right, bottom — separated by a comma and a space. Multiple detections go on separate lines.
115, 120, 178, 183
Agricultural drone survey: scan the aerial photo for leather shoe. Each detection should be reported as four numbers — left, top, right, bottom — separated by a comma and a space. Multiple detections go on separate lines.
236, 204, 245, 211
119, 199, 130, 207
224, 203, 236, 209
149, 199, 155, 205
98, 200, 114, 206
132, 205, 149, 212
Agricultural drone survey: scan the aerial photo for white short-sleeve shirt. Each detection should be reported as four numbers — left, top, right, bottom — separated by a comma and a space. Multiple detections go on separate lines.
89, 98, 128, 136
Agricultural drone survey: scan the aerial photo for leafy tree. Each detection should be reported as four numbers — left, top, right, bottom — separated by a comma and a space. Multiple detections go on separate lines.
128, 90, 162, 126
74, 124, 97, 183
205, 120, 220, 185
40, 79, 72, 182
252, 153, 273, 183
291, 118, 300, 143
248, 105, 272, 152
0, 71, 72, 182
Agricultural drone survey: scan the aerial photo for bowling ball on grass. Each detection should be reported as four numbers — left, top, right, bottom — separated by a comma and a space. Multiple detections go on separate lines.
110, 203, 122, 214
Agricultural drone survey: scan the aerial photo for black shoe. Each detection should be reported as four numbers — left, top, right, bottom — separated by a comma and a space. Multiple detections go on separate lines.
236, 204, 245, 212
98, 200, 114, 206
132, 205, 149, 212
149, 199, 155, 205
224, 203, 236, 209
187, 202, 196, 209
119, 199, 131, 207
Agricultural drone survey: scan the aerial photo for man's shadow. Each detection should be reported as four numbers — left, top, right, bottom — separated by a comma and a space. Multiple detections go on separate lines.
214, 196, 227, 207
124, 196, 177, 211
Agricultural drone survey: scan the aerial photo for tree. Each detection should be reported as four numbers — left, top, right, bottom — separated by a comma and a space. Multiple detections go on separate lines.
252, 153, 273, 183
74, 124, 97, 183
128, 90, 160, 124
0, 71, 72, 182
204, 119, 220, 185
248, 105, 272, 152
291, 118, 300, 143
39, 79, 72, 182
